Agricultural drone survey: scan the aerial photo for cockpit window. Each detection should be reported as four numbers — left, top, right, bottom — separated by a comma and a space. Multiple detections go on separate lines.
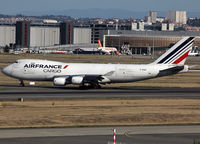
14, 60, 18, 63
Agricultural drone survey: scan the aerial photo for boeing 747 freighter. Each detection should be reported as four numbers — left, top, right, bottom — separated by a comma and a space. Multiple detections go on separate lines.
2, 37, 195, 88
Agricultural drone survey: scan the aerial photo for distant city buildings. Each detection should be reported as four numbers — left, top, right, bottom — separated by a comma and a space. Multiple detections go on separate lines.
161, 23, 174, 31
131, 22, 144, 31
166, 11, 187, 25
156, 17, 164, 23
145, 11, 157, 24
149, 11, 157, 23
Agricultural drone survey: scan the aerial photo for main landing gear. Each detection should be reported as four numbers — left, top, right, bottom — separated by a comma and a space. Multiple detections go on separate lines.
90, 83, 101, 89
79, 83, 102, 89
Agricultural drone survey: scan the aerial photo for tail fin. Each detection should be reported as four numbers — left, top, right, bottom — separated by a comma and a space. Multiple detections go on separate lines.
153, 37, 195, 65
98, 40, 102, 48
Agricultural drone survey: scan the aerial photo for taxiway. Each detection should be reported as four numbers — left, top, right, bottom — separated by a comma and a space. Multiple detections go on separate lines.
0, 126, 200, 144
0, 85, 200, 100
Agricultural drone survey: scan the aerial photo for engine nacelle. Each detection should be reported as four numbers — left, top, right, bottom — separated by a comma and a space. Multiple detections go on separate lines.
71, 76, 84, 85
53, 77, 66, 86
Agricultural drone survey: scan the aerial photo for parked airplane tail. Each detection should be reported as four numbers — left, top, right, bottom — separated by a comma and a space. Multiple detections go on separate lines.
152, 37, 195, 65
98, 40, 102, 48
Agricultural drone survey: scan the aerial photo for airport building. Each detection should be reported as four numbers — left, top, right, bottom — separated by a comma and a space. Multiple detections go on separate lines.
0, 21, 75, 48
60, 22, 73, 45
104, 30, 200, 55
30, 24, 60, 47
0, 21, 200, 55
73, 28, 91, 44
91, 24, 131, 44
16, 21, 30, 47
0, 23, 15, 47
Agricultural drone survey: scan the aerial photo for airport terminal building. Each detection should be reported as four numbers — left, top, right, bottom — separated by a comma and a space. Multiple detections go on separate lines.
104, 30, 200, 54
0, 21, 200, 55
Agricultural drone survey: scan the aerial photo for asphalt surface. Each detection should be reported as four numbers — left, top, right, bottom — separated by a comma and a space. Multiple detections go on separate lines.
0, 126, 200, 144
0, 85, 200, 100
1, 85, 200, 143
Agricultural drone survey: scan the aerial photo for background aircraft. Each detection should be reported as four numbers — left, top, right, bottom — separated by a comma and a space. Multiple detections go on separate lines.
97, 40, 119, 55
188, 46, 200, 56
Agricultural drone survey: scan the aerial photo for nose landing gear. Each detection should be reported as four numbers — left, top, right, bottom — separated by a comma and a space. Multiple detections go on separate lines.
19, 80, 25, 87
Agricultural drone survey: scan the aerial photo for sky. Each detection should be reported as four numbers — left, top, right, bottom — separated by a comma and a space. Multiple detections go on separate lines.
0, 0, 200, 15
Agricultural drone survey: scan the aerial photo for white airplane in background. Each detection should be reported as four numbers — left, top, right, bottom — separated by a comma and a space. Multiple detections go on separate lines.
98, 40, 119, 55
2, 37, 195, 88
189, 52, 199, 56
188, 46, 200, 56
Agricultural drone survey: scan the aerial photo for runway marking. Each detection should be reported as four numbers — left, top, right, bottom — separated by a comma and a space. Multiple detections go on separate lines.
124, 131, 133, 138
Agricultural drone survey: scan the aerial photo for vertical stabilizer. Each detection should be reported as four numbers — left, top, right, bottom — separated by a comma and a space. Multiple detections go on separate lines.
98, 40, 102, 48
152, 37, 195, 65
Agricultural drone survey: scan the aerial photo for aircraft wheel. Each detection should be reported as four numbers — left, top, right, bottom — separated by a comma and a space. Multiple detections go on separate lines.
79, 83, 101, 89
91, 83, 101, 89
20, 80, 25, 87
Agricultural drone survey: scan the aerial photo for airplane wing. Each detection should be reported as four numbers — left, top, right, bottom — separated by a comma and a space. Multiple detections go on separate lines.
83, 71, 115, 84
82, 74, 103, 83
55, 71, 114, 86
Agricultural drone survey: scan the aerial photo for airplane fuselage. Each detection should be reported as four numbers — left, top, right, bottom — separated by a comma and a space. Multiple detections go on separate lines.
3, 59, 172, 84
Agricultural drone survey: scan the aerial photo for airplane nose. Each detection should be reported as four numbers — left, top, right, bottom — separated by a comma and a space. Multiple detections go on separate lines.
2, 65, 12, 76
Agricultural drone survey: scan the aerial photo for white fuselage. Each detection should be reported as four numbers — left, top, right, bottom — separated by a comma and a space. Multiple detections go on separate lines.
2, 59, 174, 84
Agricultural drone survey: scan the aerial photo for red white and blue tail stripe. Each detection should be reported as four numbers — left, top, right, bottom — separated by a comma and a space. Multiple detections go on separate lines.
153, 37, 195, 65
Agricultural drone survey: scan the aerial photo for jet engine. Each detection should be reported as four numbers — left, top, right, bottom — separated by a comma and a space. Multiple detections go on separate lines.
71, 76, 84, 85
53, 77, 66, 86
